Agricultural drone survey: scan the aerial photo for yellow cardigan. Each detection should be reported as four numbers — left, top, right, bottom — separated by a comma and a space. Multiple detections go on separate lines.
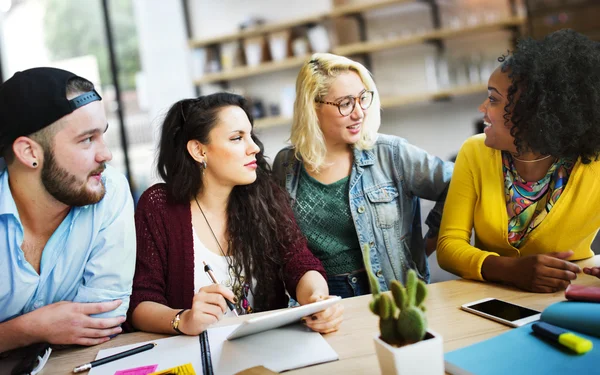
437, 134, 599, 281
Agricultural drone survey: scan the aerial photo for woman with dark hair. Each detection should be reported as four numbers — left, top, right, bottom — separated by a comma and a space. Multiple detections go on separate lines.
437, 29, 600, 293
128, 93, 343, 335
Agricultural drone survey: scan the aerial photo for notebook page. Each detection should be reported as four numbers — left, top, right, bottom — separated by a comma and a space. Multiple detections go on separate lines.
89, 335, 203, 375
208, 324, 338, 374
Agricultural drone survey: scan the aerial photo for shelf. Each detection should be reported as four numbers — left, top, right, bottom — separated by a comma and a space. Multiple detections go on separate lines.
194, 16, 524, 86
431, 15, 525, 39
193, 55, 309, 85
333, 15, 526, 56
330, 0, 414, 17
333, 31, 432, 56
381, 83, 488, 108
254, 115, 292, 130
188, 13, 328, 48
188, 0, 416, 48
252, 84, 487, 131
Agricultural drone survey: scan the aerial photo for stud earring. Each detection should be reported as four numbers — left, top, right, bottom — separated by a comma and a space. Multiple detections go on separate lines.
32, 162, 38, 167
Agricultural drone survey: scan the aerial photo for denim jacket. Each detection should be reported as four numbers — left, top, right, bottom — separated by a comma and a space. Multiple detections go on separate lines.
273, 134, 453, 291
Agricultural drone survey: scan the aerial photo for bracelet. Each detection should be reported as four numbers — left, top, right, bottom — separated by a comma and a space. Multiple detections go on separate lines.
171, 309, 188, 335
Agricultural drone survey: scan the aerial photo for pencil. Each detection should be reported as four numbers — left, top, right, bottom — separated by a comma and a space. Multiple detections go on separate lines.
72, 343, 156, 373
203, 261, 239, 316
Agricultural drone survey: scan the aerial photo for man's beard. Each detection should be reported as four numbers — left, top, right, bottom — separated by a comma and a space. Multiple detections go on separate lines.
41, 148, 106, 207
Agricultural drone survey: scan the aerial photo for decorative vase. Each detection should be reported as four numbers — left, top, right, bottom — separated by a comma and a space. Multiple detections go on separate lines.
373, 330, 444, 375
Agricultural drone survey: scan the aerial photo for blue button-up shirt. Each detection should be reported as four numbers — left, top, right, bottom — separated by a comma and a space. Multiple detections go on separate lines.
0, 165, 136, 322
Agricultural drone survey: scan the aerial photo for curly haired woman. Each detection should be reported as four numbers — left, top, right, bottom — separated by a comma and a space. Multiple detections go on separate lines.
437, 29, 600, 293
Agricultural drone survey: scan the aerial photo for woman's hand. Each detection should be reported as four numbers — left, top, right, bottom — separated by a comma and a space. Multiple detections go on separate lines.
509, 251, 581, 293
301, 294, 344, 334
179, 284, 235, 335
583, 266, 600, 279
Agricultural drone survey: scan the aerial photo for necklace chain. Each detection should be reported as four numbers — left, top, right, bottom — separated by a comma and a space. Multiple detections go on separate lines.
511, 154, 553, 163
194, 197, 235, 280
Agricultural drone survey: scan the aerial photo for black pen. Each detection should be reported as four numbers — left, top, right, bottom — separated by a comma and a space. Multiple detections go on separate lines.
203, 260, 239, 317
72, 342, 156, 373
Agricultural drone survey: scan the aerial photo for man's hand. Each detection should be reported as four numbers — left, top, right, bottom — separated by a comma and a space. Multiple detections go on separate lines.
509, 251, 581, 293
26, 300, 124, 346
301, 294, 344, 334
178, 284, 235, 336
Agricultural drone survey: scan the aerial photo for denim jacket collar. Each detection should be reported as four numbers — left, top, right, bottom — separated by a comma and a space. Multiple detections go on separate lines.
353, 147, 376, 167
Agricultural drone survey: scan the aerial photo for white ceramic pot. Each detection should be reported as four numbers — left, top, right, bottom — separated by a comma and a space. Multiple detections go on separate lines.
307, 24, 330, 53
373, 330, 444, 375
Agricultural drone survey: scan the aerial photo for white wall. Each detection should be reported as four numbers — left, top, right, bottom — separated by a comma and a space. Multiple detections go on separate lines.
0, 0, 50, 77
132, 0, 196, 134
131, 0, 198, 185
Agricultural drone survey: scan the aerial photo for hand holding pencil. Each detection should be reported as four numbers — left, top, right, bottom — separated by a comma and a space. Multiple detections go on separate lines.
203, 261, 239, 317
176, 281, 236, 336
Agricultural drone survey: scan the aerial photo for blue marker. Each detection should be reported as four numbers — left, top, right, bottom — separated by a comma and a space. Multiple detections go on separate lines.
532, 322, 593, 354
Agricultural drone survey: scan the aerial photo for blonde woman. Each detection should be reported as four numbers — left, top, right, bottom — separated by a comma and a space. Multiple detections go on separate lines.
273, 53, 453, 297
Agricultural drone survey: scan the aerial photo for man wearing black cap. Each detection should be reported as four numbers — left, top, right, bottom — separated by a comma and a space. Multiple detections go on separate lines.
0, 68, 135, 352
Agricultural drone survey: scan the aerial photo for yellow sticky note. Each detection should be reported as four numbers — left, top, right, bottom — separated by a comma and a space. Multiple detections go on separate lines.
149, 363, 196, 375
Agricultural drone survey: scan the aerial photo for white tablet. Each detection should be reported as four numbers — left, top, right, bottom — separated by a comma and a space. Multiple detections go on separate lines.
226, 296, 342, 340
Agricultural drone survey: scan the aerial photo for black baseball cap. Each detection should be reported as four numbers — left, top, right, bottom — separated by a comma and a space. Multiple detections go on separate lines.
0, 67, 102, 153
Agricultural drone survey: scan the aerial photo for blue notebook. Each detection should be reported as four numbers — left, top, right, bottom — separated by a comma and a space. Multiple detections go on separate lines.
445, 302, 600, 375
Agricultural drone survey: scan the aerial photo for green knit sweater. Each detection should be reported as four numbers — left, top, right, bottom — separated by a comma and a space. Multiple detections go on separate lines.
293, 166, 363, 275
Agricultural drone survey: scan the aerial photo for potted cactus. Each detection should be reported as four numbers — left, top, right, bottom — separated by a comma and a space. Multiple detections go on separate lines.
363, 245, 444, 375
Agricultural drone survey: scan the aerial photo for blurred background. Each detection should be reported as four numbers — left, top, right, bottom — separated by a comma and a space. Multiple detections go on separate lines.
0, 0, 598, 279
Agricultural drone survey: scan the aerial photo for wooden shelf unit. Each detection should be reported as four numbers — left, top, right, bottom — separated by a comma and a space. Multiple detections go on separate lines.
329, 0, 414, 17
254, 115, 293, 130
188, 14, 329, 48
193, 55, 310, 85
253, 83, 488, 130
193, 16, 524, 86
380, 83, 488, 108
188, 0, 415, 48
333, 16, 526, 56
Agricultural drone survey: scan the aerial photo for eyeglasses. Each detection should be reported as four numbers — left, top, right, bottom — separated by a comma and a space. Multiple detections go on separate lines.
316, 90, 374, 117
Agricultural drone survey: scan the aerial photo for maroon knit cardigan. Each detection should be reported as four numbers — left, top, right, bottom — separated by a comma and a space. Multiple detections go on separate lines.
126, 184, 326, 330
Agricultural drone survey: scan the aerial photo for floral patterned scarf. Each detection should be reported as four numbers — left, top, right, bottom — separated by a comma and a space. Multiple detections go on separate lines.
503, 152, 574, 248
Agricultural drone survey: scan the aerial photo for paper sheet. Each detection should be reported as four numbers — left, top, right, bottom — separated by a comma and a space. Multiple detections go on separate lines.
89, 335, 203, 375
208, 324, 338, 374
90, 323, 338, 375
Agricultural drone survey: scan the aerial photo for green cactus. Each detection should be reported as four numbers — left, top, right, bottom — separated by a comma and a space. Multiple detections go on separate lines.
362, 244, 428, 347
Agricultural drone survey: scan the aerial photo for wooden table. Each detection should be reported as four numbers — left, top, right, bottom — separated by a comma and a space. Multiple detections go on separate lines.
4, 256, 599, 375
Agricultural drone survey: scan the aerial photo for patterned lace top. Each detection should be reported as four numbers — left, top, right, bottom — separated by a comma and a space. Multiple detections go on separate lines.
294, 166, 363, 275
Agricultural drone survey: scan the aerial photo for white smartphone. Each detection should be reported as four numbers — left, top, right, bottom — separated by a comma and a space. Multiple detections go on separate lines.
460, 297, 541, 328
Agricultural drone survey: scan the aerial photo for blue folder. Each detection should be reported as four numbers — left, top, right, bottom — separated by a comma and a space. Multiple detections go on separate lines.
541, 301, 600, 337
445, 302, 600, 375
